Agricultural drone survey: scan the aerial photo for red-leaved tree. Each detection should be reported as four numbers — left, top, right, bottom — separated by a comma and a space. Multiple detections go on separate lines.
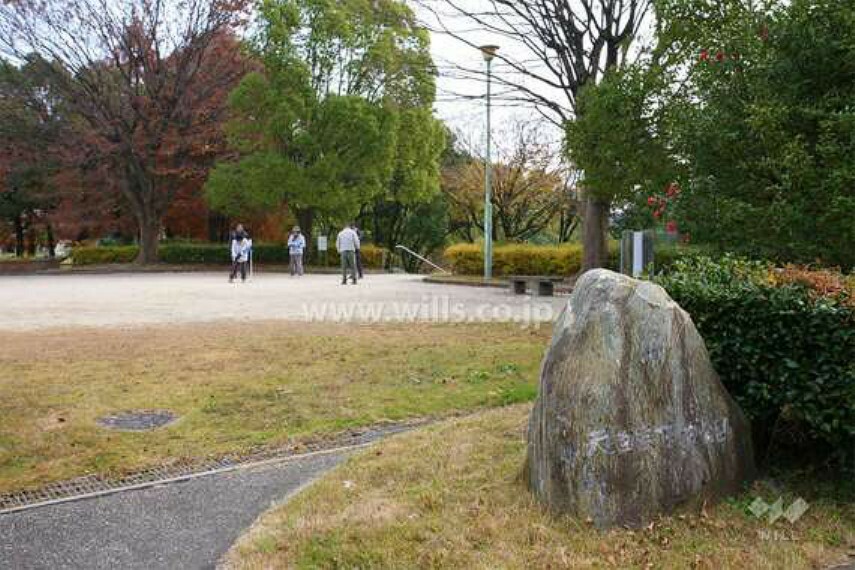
0, 0, 249, 262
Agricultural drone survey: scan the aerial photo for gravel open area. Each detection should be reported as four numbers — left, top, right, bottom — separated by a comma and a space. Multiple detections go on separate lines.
0, 272, 565, 330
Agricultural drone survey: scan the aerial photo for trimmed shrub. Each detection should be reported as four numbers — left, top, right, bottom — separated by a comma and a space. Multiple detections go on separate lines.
445, 243, 584, 276
72, 246, 138, 265
655, 256, 855, 462
159, 243, 230, 264
769, 265, 855, 307
652, 243, 716, 272
445, 242, 630, 276
302, 243, 386, 268
355, 244, 385, 269
72, 243, 387, 268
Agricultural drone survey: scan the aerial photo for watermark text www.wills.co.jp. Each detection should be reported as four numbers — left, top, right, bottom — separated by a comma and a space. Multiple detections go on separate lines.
300, 295, 556, 326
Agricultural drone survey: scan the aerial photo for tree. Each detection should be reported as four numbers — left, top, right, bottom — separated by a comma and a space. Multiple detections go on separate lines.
443, 121, 571, 243
0, 1, 249, 263
565, 66, 675, 236
206, 0, 444, 251
207, 76, 401, 244
667, 0, 855, 268
366, 106, 447, 265
571, 0, 855, 269
0, 58, 67, 256
417, 0, 652, 270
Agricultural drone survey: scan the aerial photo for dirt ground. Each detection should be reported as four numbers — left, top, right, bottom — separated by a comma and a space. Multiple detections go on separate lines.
0, 273, 565, 331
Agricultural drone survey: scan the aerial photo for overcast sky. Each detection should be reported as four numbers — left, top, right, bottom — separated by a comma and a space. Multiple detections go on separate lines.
414, 0, 657, 157
413, 1, 567, 155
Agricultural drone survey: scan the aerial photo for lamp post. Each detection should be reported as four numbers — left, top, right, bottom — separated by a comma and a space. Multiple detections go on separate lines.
480, 44, 499, 280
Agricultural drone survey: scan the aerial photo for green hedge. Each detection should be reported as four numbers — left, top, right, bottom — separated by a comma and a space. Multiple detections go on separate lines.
653, 243, 717, 272
445, 243, 583, 276
72, 246, 139, 265
444, 242, 630, 276
655, 256, 855, 463
72, 243, 387, 268
308, 244, 386, 268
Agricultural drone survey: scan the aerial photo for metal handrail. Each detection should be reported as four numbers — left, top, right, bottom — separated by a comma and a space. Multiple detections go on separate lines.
395, 245, 450, 274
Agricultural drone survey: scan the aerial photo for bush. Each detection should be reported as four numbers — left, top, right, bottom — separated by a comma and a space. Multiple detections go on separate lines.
652, 243, 716, 272
72, 243, 388, 268
655, 256, 855, 462
72, 246, 138, 265
445, 243, 584, 276
159, 243, 230, 264
769, 265, 855, 307
444, 242, 631, 276
355, 244, 385, 269
301, 243, 386, 268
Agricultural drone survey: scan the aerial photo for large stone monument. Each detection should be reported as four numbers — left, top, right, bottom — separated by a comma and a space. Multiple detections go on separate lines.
526, 269, 755, 528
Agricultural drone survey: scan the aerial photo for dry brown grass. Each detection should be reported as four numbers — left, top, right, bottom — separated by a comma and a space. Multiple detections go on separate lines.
226, 405, 855, 570
0, 321, 549, 493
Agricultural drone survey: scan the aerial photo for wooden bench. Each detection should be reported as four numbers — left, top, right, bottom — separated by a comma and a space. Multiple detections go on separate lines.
509, 275, 564, 297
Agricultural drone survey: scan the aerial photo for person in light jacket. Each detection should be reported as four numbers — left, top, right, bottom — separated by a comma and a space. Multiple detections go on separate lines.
336, 222, 360, 285
287, 226, 306, 276
353, 224, 364, 280
229, 226, 251, 283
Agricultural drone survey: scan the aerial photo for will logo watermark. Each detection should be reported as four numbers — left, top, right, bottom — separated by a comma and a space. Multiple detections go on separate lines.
749, 496, 809, 542
749, 496, 810, 525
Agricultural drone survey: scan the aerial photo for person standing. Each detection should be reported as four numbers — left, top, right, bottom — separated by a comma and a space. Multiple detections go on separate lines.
229, 226, 251, 283
336, 222, 360, 285
287, 226, 306, 276
353, 224, 365, 280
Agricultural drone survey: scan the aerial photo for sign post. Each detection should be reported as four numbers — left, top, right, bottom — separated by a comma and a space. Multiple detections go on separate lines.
620, 230, 654, 277
317, 235, 328, 267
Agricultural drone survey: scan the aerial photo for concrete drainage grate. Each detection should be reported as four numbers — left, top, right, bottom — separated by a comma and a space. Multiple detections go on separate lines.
0, 419, 427, 514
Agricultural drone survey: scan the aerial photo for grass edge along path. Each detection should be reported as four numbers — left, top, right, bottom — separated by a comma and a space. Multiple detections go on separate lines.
224, 405, 855, 570
0, 322, 549, 494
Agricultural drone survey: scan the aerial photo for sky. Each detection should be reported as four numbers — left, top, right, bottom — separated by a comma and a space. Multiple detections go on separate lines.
414, 0, 657, 157
412, 1, 567, 156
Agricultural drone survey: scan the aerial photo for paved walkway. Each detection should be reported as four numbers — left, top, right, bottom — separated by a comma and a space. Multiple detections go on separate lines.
0, 273, 564, 330
0, 452, 345, 570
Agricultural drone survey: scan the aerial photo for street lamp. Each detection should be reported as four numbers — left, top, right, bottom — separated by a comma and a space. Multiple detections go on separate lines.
480, 44, 499, 280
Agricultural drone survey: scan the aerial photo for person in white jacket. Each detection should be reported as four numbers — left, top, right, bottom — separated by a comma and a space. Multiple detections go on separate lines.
229, 226, 251, 283
336, 222, 360, 285
287, 226, 306, 276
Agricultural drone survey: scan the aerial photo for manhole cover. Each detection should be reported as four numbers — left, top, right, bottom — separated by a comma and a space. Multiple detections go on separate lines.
97, 410, 178, 432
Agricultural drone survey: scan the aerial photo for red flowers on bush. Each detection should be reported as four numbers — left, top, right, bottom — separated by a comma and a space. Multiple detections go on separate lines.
666, 182, 681, 198
646, 182, 683, 229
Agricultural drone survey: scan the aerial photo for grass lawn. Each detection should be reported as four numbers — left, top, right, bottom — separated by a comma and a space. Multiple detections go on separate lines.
0, 322, 549, 493
225, 405, 855, 570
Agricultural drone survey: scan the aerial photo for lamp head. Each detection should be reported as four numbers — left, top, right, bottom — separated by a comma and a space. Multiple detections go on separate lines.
479, 44, 500, 62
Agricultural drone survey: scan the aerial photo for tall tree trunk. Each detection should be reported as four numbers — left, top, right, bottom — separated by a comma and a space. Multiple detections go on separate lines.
46, 222, 55, 258
25, 213, 36, 257
14, 214, 24, 258
123, 162, 162, 264
295, 207, 314, 258
136, 208, 161, 264
208, 212, 229, 243
582, 195, 611, 272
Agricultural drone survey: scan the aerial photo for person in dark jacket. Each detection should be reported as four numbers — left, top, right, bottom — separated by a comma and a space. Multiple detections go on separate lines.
354, 224, 364, 280
229, 224, 250, 283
